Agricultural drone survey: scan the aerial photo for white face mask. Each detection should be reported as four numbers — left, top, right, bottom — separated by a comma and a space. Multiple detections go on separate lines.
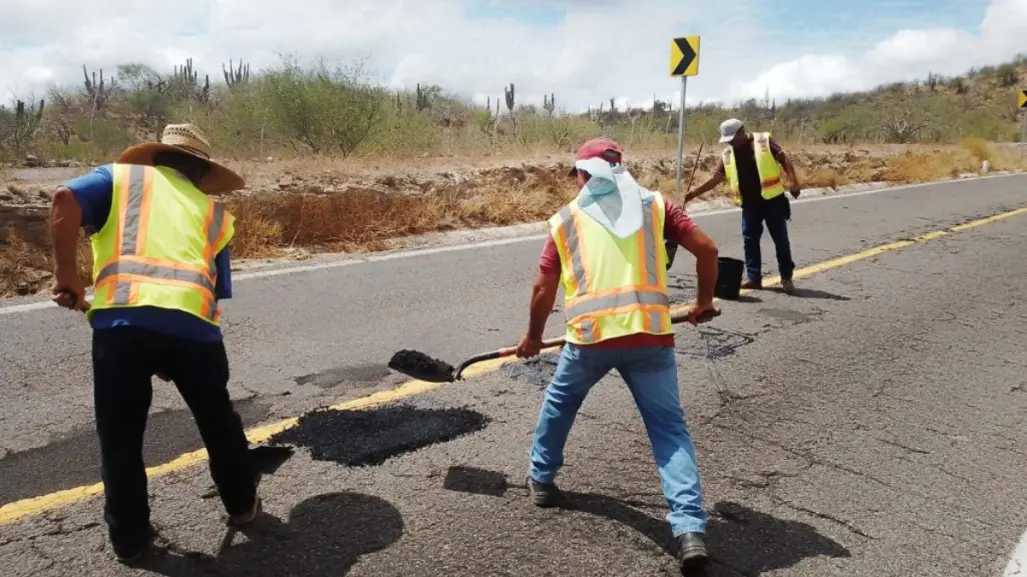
574, 157, 618, 197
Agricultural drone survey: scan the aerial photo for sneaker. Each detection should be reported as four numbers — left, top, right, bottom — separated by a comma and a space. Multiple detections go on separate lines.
676, 532, 709, 572
228, 496, 263, 528
740, 279, 762, 290
781, 279, 795, 294
526, 477, 565, 508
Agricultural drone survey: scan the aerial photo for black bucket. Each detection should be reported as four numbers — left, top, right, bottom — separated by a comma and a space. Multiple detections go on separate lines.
715, 257, 744, 300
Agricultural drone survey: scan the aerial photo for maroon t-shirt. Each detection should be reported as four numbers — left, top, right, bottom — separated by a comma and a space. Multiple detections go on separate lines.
539, 201, 698, 349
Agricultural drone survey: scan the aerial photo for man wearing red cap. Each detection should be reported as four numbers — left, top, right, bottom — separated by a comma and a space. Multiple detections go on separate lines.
516, 137, 721, 572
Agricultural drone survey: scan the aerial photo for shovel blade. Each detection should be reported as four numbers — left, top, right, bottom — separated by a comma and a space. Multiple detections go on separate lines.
387, 349, 456, 383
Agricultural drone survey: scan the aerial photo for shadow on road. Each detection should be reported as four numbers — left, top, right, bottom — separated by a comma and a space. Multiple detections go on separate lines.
444, 467, 849, 576
770, 286, 850, 301
721, 294, 763, 303
142, 491, 403, 577
555, 494, 850, 576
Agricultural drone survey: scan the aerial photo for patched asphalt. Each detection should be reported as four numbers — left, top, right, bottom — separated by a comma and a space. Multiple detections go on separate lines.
2, 175, 1027, 576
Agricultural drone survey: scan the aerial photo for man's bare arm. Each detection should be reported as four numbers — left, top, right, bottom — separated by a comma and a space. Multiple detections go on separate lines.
772, 139, 800, 188
50, 186, 82, 273
685, 172, 725, 202
678, 225, 718, 307
527, 272, 561, 340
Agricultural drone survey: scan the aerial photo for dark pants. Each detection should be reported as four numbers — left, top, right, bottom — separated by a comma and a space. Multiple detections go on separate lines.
92, 327, 256, 553
741, 196, 795, 282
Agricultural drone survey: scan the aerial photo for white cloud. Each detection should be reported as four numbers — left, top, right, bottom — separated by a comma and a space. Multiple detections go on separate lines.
732, 0, 1027, 100
0, 0, 1024, 114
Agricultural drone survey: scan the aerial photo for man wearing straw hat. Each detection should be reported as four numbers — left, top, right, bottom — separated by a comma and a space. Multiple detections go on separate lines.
515, 137, 721, 572
48, 124, 260, 563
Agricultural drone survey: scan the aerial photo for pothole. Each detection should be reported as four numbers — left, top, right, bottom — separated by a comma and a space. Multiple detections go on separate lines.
294, 363, 394, 389
268, 403, 490, 467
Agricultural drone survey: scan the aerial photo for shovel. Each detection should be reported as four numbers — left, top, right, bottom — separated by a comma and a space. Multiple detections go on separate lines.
388, 307, 721, 384
60, 290, 172, 382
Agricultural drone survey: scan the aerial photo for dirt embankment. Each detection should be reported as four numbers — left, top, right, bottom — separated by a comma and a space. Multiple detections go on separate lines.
0, 144, 1015, 298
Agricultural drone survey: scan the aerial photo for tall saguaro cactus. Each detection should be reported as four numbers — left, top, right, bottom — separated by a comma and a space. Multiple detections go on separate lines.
223, 59, 250, 89
543, 93, 555, 117
416, 83, 430, 111
504, 83, 515, 114
82, 65, 115, 112
3, 99, 46, 152
173, 57, 210, 101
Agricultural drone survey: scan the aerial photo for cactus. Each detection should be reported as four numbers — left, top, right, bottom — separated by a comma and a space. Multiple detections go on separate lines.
200, 74, 211, 101
146, 76, 170, 94
543, 93, 555, 117
82, 65, 115, 111
4, 99, 45, 152
504, 83, 515, 113
172, 58, 211, 101
222, 59, 250, 89
416, 83, 430, 111
174, 57, 198, 83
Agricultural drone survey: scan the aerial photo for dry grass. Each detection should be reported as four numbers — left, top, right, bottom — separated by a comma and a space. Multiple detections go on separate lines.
0, 228, 92, 297
2, 143, 1022, 298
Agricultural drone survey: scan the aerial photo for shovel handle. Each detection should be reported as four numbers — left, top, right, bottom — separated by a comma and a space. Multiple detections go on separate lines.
452, 306, 721, 380
454, 337, 566, 379
671, 306, 721, 324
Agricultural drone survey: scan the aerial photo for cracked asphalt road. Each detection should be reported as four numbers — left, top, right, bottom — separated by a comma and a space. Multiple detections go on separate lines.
2, 174, 1027, 576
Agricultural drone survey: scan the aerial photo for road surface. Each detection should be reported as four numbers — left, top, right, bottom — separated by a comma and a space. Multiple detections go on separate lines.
2, 174, 1027, 576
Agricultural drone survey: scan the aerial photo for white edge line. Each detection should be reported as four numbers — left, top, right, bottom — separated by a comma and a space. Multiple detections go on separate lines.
1, 171, 1023, 316
1002, 527, 1027, 576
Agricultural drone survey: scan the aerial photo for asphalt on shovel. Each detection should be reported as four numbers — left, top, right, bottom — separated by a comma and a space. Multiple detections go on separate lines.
388, 307, 721, 384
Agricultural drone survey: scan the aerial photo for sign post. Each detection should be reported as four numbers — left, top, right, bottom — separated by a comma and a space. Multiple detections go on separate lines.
670, 35, 701, 199
1018, 89, 1027, 167
666, 35, 700, 270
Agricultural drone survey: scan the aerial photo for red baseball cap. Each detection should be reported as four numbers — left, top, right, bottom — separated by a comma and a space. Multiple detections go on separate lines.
569, 137, 623, 176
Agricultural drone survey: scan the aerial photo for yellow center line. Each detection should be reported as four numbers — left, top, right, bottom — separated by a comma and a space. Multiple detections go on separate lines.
1, 205, 1025, 525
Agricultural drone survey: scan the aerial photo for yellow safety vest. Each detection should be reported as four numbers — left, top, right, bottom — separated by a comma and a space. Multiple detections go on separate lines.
722, 131, 785, 205
548, 192, 672, 345
88, 163, 235, 326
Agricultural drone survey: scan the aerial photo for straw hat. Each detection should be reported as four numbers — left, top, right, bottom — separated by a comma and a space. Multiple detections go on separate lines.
116, 123, 245, 194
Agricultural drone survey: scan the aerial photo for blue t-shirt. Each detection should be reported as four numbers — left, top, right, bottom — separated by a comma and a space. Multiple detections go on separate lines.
65, 164, 232, 342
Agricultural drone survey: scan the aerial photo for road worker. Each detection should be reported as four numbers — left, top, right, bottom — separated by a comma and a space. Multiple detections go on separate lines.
49, 124, 261, 563
686, 118, 802, 293
515, 137, 721, 572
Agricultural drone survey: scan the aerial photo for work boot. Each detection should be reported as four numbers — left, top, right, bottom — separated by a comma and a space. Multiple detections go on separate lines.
112, 525, 156, 565
228, 496, 263, 528
781, 279, 795, 295
526, 476, 565, 508
676, 532, 709, 572
740, 278, 762, 290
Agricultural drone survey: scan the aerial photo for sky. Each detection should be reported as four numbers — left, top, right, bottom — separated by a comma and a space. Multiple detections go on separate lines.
0, 0, 1024, 113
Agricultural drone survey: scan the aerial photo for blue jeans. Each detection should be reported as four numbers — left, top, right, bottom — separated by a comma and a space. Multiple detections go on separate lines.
741, 197, 795, 282
528, 344, 707, 536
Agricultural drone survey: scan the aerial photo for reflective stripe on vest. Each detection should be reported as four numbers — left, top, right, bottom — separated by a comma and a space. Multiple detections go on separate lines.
89, 164, 233, 325
549, 192, 671, 345
723, 132, 785, 204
